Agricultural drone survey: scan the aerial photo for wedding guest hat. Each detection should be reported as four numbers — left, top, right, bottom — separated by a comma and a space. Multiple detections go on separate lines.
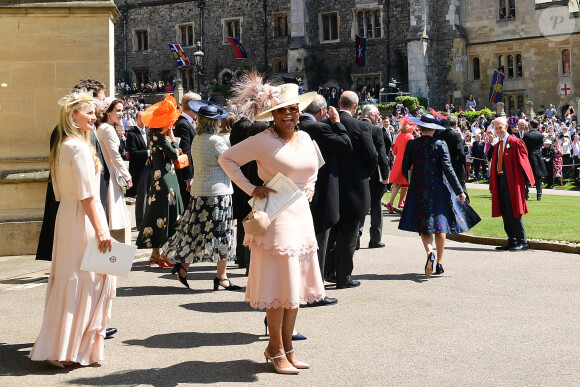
254, 83, 317, 122
409, 114, 446, 131
188, 100, 230, 119
142, 94, 181, 131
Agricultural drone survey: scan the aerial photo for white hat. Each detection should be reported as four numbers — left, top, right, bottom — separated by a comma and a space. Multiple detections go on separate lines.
254, 84, 317, 122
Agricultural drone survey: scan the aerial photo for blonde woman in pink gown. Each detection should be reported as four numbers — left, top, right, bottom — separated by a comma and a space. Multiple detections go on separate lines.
29, 89, 114, 368
219, 84, 325, 375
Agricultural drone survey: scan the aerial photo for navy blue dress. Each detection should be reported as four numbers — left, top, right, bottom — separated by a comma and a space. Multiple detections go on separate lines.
398, 136, 480, 234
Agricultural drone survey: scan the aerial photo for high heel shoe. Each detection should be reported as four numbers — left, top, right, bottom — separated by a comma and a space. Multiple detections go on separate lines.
435, 263, 444, 275
160, 253, 175, 267
171, 263, 189, 288
264, 351, 300, 374
148, 255, 169, 268
285, 349, 310, 369
386, 202, 394, 214
425, 252, 435, 277
213, 277, 241, 291
264, 317, 307, 340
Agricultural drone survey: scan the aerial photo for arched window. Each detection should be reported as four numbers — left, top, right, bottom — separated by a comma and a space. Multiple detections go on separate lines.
517, 95, 524, 112
357, 78, 363, 89
507, 54, 514, 78
365, 77, 371, 87
374, 11, 381, 38
473, 57, 480, 80
516, 54, 522, 78
366, 11, 373, 38
562, 49, 571, 75
357, 12, 364, 36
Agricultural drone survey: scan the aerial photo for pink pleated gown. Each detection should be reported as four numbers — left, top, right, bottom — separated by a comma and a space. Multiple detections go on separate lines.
29, 139, 115, 365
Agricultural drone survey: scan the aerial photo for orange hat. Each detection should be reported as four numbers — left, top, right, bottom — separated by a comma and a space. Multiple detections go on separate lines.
142, 94, 181, 132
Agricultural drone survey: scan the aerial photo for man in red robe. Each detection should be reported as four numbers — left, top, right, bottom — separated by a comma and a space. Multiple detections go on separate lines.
489, 117, 535, 251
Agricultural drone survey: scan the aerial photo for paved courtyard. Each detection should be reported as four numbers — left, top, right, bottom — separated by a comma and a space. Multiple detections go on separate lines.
0, 207, 578, 386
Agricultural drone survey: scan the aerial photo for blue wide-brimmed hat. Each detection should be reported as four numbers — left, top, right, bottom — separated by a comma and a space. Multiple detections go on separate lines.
409, 114, 446, 131
188, 100, 230, 119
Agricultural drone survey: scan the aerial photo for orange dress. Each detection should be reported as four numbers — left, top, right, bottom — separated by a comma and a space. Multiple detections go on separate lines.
389, 132, 414, 186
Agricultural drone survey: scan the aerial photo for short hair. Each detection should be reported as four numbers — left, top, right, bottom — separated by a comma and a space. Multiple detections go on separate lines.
518, 119, 527, 126
529, 120, 539, 129
360, 104, 377, 118
303, 95, 327, 115
74, 78, 105, 97
339, 91, 358, 109
447, 115, 458, 126
181, 92, 201, 111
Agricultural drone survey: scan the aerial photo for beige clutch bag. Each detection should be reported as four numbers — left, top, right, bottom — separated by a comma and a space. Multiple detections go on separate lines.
243, 196, 270, 236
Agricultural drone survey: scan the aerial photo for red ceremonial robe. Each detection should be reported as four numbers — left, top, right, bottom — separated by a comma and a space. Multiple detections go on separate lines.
489, 135, 535, 218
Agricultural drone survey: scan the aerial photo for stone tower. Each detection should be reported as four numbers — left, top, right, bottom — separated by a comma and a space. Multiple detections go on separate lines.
407, 0, 467, 107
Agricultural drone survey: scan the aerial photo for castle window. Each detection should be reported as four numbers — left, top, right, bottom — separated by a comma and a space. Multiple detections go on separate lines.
274, 58, 288, 73
562, 49, 571, 75
134, 29, 149, 52
272, 13, 288, 37
507, 54, 514, 78
354, 9, 382, 39
223, 18, 242, 44
134, 69, 149, 85
473, 57, 481, 80
321, 12, 339, 42
374, 11, 382, 38
499, 0, 516, 20
178, 24, 194, 47
516, 54, 523, 78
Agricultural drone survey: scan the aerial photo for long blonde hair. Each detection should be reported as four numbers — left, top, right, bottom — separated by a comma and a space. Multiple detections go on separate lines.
49, 89, 100, 173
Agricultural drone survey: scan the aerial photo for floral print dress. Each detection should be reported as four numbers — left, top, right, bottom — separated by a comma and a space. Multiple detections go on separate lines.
136, 132, 184, 248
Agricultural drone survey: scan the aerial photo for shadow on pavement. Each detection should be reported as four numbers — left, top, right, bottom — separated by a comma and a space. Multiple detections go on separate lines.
116, 285, 212, 297
445, 246, 493, 252
123, 331, 260, 349
0, 276, 48, 286
352, 273, 437, 284
0, 342, 81, 376
180, 300, 254, 314
71, 360, 261, 385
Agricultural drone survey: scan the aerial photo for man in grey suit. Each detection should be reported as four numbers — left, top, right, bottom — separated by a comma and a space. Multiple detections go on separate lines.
359, 104, 389, 248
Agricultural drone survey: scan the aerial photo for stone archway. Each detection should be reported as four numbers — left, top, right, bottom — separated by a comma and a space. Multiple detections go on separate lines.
558, 100, 577, 119
217, 68, 234, 85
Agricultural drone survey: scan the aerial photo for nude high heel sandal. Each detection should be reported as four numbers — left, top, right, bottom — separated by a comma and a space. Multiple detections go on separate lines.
285, 349, 310, 369
264, 351, 300, 374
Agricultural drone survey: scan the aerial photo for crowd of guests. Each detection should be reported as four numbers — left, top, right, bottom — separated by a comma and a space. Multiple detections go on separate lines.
29, 73, 574, 374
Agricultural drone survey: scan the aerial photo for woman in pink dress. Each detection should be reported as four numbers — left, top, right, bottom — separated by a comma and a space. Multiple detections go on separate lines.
219, 84, 324, 375
29, 89, 114, 368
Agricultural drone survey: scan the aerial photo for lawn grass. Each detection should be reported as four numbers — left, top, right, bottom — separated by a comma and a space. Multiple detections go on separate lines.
383, 188, 580, 243
467, 177, 580, 191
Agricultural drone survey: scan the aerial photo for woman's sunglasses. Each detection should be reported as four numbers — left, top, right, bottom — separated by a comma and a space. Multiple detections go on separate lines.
275, 105, 300, 114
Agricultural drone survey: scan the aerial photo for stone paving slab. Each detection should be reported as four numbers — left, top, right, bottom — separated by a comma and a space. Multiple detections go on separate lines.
0, 213, 578, 386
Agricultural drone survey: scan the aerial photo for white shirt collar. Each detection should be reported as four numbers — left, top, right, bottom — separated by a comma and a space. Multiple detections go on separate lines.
181, 111, 194, 123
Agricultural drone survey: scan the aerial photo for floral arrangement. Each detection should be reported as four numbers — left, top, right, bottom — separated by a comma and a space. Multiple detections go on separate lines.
231, 70, 280, 121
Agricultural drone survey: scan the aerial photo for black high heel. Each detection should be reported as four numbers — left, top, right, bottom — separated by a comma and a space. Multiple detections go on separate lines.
435, 263, 444, 275
171, 263, 189, 288
213, 277, 241, 291
425, 252, 435, 277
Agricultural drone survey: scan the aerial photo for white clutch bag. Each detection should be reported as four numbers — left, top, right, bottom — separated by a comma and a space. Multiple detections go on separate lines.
115, 170, 128, 187
80, 237, 137, 277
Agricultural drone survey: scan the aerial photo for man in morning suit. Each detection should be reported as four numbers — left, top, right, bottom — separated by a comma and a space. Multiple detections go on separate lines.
490, 117, 535, 251
359, 104, 389, 248
523, 120, 548, 201
126, 111, 150, 227
325, 91, 378, 289
299, 95, 352, 305
173, 92, 201, 208
434, 115, 468, 200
